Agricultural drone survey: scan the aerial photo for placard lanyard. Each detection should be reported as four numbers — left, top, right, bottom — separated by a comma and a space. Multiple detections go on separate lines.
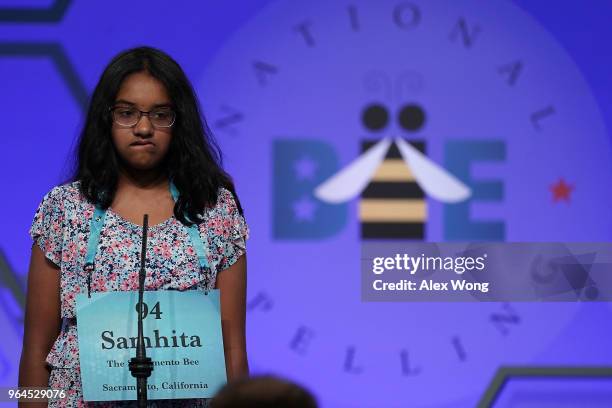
83, 182, 209, 297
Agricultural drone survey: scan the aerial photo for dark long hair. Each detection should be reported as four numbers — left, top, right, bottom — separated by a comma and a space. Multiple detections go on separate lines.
72, 46, 241, 224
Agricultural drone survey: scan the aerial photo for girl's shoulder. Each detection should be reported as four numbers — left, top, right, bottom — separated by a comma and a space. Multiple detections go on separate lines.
200, 187, 249, 271
30, 181, 90, 266
208, 187, 243, 219
33, 181, 92, 227
42, 180, 83, 204
216, 186, 237, 205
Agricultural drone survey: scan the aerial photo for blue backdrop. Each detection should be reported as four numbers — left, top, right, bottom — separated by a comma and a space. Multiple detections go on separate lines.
1, 1, 612, 407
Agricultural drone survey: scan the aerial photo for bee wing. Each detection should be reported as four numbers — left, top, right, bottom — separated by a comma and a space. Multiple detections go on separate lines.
314, 138, 391, 203
395, 138, 471, 203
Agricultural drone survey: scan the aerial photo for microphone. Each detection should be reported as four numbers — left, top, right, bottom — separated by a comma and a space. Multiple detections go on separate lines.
129, 214, 154, 407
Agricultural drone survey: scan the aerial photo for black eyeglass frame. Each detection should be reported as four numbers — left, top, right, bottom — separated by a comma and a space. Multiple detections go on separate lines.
108, 106, 177, 128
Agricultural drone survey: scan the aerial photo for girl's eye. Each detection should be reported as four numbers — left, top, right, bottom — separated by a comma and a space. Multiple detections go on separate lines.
153, 111, 170, 119
118, 109, 137, 117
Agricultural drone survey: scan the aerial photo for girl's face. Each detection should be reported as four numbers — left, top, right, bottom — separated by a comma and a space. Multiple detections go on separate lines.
111, 71, 173, 172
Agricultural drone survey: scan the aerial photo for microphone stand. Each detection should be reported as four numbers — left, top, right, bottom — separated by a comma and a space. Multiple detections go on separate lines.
129, 214, 154, 407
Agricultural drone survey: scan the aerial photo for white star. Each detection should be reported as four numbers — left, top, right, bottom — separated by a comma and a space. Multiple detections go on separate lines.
294, 156, 317, 180
293, 196, 317, 222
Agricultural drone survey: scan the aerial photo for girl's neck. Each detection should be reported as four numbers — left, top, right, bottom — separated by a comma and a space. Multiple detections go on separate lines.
117, 166, 168, 191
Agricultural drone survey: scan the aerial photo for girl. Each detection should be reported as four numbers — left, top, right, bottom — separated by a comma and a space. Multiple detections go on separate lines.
18, 47, 248, 407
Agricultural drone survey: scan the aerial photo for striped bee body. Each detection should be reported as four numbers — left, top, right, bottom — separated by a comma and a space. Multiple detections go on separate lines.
359, 140, 426, 239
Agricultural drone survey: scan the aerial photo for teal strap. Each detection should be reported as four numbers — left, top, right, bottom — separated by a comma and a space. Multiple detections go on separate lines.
85, 207, 106, 266
186, 225, 209, 269
169, 181, 179, 201
170, 181, 209, 270
84, 207, 106, 297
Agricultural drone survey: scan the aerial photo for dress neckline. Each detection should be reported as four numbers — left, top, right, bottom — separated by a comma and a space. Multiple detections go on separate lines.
106, 206, 176, 232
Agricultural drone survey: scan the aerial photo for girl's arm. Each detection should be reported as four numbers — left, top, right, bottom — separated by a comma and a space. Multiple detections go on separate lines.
216, 254, 248, 380
18, 245, 61, 407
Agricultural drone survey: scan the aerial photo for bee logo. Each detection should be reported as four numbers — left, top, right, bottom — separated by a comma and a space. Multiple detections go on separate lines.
314, 71, 471, 239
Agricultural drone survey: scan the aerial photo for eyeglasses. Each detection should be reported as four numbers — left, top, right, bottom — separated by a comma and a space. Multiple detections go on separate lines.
110, 106, 176, 128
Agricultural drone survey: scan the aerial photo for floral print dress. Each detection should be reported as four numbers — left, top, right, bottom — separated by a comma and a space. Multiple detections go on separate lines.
29, 181, 248, 407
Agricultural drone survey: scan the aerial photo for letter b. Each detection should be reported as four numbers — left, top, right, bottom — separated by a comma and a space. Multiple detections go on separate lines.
273, 140, 347, 239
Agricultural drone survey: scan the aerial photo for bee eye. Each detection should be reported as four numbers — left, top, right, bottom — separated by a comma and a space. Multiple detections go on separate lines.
361, 103, 389, 132
398, 104, 426, 131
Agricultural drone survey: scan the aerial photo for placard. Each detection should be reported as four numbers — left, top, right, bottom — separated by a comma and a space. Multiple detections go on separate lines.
76, 290, 226, 401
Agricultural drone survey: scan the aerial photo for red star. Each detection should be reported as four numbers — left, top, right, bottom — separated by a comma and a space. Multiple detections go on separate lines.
550, 178, 574, 202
